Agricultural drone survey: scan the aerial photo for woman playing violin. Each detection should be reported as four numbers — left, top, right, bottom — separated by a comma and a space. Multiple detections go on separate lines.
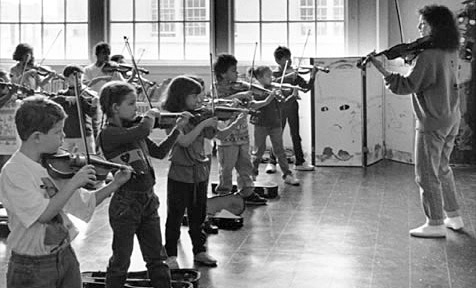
369, 5, 463, 238
10, 43, 57, 91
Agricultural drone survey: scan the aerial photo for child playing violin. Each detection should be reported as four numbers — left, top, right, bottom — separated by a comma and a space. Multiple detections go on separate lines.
0, 96, 131, 288
267, 46, 317, 173
162, 76, 218, 268
0, 69, 18, 170
10, 43, 56, 91
51, 65, 99, 154
97, 81, 189, 287
212, 54, 269, 205
250, 66, 300, 185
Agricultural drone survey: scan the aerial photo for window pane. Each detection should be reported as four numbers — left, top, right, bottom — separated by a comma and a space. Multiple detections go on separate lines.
290, 0, 315, 21
67, 0, 88, 22
0, 24, 19, 59
110, 0, 133, 21
21, 0, 41, 22
1, 0, 19, 22
160, 22, 184, 60
185, 22, 209, 60
66, 24, 88, 59
135, 23, 158, 60
43, 25, 65, 59
136, 0, 154, 21
262, 23, 287, 61
289, 23, 315, 58
185, 0, 209, 20
21, 24, 42, 56
235, 0, 259, 21
161, 0, 183, 21
110, 23, 133, 56
44, 0, 64, 22
331, 0, 344, 20
316, 22, 344, 56
234, 23, 259, 61
262, 0, 286, 21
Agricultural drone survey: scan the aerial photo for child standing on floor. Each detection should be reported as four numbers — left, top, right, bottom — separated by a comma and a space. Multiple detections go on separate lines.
162, 76, 218, 268
98, 81, 189, 288
266, 46, 317, 173
250, 66, 300, 185
0, 96, 131, 288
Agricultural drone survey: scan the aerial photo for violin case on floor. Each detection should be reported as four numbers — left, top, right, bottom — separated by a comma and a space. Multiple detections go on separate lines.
81, 268, 200, 288
206, 193, 245, 230
211, 181, 279, 199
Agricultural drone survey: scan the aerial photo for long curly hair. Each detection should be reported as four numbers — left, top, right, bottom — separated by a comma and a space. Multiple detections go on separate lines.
419, 5, 459, 50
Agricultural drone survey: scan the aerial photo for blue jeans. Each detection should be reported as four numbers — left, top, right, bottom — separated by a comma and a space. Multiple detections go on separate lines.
414, 122, 460, 225
253, 126, 292, 178
7, 245, 80, 288
106, 190, 170, 288
165, 178, 208, 256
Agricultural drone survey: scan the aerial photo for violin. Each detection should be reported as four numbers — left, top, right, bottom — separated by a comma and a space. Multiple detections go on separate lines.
270, 82, 306, 92
274, 65, 330, 82
190, 105, 259, 125
102, 62, 149, 75
357, 35, 434, 68
0, 82, 35, 97
41, 151, 133, 181
29, 64, 64, 80
230, 80, 285, 102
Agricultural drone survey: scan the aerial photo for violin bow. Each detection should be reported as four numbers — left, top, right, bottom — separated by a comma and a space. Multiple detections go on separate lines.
394, 0, 405, 43
73, 71, 91, 163
209, 53, 216, 114
39, 29, 62, 66
19, 54, 31, 89
248, 42, 258, 89
123, 36, 153, 109
295, 29, 311, 74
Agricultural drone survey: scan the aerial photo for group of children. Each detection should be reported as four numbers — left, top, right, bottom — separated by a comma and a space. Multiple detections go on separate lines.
0, 42, 318, 288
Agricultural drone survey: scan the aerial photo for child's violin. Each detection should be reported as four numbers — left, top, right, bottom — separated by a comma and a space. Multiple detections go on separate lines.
0, 82, 35, 97
41, 151, 134, 181
190, 105, 259, 125
357, 35, 434, 68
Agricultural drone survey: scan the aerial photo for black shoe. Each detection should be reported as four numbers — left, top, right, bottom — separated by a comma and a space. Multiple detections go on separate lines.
244, 193, 267, 206
203, 220, 219, 234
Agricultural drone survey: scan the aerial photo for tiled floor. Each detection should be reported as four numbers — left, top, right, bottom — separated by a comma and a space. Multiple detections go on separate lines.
0, 159, 475, 288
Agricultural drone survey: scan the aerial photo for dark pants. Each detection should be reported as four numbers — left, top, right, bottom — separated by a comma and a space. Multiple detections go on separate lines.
106, 190, 170, 288
7, 245, 80, 288
165, 178, 208, 256
270, 100, 305, 165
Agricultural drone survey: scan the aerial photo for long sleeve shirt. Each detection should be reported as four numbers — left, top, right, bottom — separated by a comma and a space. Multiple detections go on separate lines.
98, 117, 180, 192
384, 49, 460, 131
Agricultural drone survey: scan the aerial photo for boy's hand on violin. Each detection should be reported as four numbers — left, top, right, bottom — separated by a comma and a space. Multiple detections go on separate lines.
111, 168, 132, 187
70, 165, 97, 189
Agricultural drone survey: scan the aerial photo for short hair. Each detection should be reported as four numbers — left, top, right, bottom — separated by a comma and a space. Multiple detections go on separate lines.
94, 42, 111, 56
249, 66, 272, 79
110, 54, 125, 63
213, 54, 237, 81
419, 5, 459, 50
15, 96, 67, 141
161, 76, 203, 112
12, 43, 33, 61
274, 46, 291, 60
99, 81, 136, 118
63, 64, 84, 78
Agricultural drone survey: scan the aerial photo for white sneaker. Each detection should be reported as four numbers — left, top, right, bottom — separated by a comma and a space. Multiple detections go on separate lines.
444, 216, 464, 230
294, 162, 315, 171
165, 256, 179, 269
194, 252, 217, 267
284, 174, 300, 186
409, 223, 446, 238
265, 163, 276, 174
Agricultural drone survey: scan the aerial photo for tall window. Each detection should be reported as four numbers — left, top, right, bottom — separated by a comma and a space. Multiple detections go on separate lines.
234, 0, 345, 61
0, 0, 88, 60
109, 0, 211, 61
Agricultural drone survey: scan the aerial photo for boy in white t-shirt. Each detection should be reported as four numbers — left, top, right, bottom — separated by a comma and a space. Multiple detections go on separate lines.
0, 96, 131, 288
